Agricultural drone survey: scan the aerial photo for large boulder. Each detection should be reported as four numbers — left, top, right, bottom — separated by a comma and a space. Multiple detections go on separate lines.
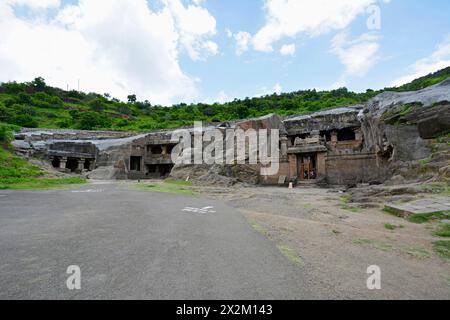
416, 103, 450, 139
237, 113, 287, 134
170, 163, 259, 186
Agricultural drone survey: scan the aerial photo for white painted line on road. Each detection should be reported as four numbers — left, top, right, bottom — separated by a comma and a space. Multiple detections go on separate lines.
182, 206, 216, 214
71, 189, 104, 193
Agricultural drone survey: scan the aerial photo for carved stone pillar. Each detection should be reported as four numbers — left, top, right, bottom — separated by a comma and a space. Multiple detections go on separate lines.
316, 152, 327, 178
288, 154, 297, 181
331, 131, 338, 143
355, 128, 363, 141
59, 157, 67, 169
330, 131, 338, 150
280, 135, 288, 162
77, 158, 85, 171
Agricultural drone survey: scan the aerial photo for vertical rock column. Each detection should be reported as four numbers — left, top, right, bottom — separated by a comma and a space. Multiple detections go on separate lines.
280, 135, 288, 162
288, 154, 298, 181
59, 157, 67, 170
77, 158, 86, 172
316, 153, 327, 179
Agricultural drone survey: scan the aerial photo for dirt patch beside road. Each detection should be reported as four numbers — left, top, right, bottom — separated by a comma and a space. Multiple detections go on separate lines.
198, 184, 450, 299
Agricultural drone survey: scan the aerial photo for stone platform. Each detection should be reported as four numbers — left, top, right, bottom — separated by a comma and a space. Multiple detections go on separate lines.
385, 197, 450, 216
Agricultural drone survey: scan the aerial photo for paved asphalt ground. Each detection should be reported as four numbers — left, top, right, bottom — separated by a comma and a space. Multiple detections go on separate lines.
0, 182, 323, 300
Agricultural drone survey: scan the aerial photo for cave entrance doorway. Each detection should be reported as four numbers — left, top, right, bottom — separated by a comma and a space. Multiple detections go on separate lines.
66, 158, 79, 172
130, 156, 142, 172
51, 157, 60, 168
298, 153, 317, 180
84, 159, 92, 170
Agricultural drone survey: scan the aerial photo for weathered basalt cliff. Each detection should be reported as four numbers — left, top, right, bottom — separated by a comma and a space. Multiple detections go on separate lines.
360, 78, 450, 184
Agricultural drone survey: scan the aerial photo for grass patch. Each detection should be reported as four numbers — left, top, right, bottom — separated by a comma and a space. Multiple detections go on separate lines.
419, 156, 433, 167
383, 206, 403, 217
419, 183, 450, 196
341, 204, 362, 213
340, 196, 362, 212
0, 177, 86, 190
303, 203, 313, 209
353, 239, 393, 252
433, 241, 450, 260
404, 247, 431, 259
0, 146, 86, 190
434, 224, 450, 238
247, 218, 269, 237
138, 179, 196, 196
384, 223, 401, 231
277, 244, 304, 267
340, 195, 351, 204
0, 147, 42, 178
381, 103, 421, 125
407, 211, 450, 224
163, 178, 193, 186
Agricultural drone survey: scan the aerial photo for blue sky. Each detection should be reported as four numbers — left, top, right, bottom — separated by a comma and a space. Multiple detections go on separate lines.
1, 0, 450, 105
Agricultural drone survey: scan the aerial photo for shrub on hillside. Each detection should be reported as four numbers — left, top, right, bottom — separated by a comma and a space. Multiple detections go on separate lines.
0, 123, 14, 144
76, 111, 111, 130
88, 98, 107, 112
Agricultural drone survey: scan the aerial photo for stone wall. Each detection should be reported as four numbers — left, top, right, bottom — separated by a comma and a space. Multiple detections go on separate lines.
325, 153, 385, 185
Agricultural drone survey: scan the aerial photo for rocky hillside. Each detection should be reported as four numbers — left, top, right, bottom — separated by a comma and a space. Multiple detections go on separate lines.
361, 78, 450, 184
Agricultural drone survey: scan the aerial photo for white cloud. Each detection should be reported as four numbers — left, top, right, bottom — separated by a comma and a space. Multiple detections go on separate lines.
202, 40, 219, 56
280, 43, 296, 56
233, 31, 252, 56
392, 36, 450, 87
254, 83, 283, 97
331, 32, 380, 77
7, 0, 60, 10
0, 0, 218, 105
163, 0, 218, 60
273, 83, 282, 94
252, 0, 377, 52
330, 32, 380, 87
214, 90, 229, 104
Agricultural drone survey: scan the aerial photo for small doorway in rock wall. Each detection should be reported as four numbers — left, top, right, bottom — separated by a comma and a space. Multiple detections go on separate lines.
66, 158, 79, 172
298, 154, 317, 180
51, 157, 60, 168
130, 156, 142, 172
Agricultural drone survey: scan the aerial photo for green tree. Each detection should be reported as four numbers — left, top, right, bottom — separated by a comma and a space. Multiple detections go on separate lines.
31, 77, 46, 91
127, 94, 137, 104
